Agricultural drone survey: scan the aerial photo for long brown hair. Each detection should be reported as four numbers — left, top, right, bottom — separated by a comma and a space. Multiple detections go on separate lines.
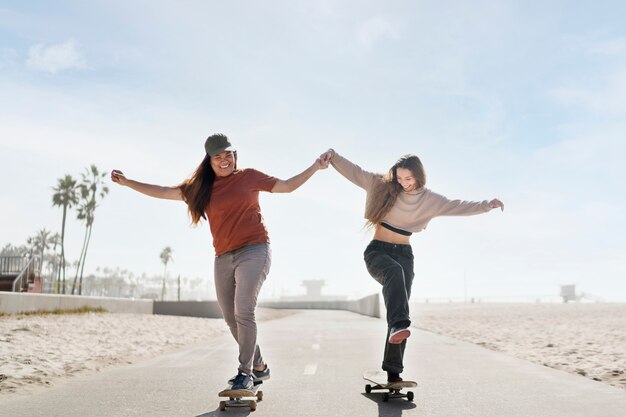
178, 151, 238, 225
364, 154, 426, 229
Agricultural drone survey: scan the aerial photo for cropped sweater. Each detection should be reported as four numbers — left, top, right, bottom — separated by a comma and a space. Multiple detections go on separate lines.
330, 152, 493, 233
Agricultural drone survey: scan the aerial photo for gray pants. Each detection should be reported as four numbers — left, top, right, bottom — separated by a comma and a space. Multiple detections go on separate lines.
214, 243, 271, 374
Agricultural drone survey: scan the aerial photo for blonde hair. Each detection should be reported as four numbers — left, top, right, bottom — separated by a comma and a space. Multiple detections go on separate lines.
364, 155, 426, 228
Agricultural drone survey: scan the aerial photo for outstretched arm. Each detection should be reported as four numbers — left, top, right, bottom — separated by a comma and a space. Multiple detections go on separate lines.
111, 170, 183, 201
434, 193, 504, 216
319, 148, 378, 191
271, 158, 328, 193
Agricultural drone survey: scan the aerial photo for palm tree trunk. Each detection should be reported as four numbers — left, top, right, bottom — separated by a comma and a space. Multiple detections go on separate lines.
60, 206, 68, 294
72, 225, 89, 295
38, 246, 45, 277
52, 254, 60, 294
78, 224, 93, 295
161, 265, 167, 301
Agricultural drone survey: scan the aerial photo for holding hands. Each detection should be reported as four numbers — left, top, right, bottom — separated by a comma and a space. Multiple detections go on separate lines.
315, 155, 330, 170
319, 149, 335, 166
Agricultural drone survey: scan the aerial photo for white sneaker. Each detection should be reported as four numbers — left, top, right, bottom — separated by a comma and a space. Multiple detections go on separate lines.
389, 327, 411, 344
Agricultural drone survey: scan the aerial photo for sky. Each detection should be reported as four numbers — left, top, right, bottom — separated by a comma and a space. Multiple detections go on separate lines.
1, 0, 625, 301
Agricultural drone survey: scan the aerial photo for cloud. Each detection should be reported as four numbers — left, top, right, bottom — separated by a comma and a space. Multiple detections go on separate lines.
550, 70, 626, 114
355, 16, 402, 47
584, 36, 626, 56
26, 39, 86, 73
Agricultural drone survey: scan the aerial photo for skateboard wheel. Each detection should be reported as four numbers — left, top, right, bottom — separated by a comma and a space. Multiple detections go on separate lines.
407, 391, 414, 402
257, 391, 263, 401
382, 393, 390, 402
250, 401, 257, 411
365, 384, 372, 394
219, 401, 226, 411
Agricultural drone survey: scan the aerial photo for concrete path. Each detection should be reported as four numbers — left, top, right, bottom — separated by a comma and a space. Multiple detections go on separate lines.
2, 310, 625, 416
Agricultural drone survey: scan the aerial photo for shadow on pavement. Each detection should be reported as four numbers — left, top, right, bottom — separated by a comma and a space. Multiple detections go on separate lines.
196, 408, 252, 417
361, 393, 417, 416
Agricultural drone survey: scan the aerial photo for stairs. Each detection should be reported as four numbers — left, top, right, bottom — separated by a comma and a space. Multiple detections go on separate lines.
0, 256, 40, 292
0, 274, 17, 291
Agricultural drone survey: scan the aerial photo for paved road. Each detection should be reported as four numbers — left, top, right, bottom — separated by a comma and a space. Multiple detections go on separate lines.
2, 310, 626, 416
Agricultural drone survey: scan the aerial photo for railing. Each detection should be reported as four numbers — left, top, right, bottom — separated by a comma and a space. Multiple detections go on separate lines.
0, 255, 41, 293
12, 256, 40, 292
0, 256, 28, 275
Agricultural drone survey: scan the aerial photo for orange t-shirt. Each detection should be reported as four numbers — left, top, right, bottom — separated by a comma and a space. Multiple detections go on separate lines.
206, 168, 278, 256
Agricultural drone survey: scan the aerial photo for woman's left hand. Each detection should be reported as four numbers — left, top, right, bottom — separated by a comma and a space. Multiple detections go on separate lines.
489, 199, 504, 211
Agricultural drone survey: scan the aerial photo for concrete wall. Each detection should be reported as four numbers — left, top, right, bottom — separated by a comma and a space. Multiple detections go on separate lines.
0, 292, 153, 315
153, 301, 223, 318
259, 293, 380, 318
153, 294, 379, 319
0, 292, 380, 319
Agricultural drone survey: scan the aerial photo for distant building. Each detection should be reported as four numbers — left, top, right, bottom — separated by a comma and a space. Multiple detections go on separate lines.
302, 280, 324, 298
280, 279, 346, 301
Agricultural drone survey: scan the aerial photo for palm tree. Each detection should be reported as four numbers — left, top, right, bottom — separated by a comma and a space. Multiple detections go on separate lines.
47, 233, 61, 294
71, 165, 109, 295
52, 175, 79, 294
159, 246, 173, 301
26, 228, 53, 278
0, 243, 28, 256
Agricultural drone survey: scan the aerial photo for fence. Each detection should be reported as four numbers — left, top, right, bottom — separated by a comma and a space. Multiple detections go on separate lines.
0, 256, 29, 275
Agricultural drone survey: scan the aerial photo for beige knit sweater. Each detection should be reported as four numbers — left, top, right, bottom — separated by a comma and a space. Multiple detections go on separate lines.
330, 152, 493, 233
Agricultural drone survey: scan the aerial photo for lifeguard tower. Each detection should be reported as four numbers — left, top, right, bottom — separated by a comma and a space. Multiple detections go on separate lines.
560, 285, 578, 303
302, 279, 324, 299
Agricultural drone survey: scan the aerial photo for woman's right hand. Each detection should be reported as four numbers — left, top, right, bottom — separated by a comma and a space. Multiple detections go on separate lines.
111, 169, 128, 185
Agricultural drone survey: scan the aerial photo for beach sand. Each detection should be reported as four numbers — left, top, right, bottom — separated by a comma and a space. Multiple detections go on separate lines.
0, 308, 295, 396
412, 302, 626, 390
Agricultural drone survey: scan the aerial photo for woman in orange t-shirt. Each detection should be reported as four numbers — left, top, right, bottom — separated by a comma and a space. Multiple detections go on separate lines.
112, 134, 328, 391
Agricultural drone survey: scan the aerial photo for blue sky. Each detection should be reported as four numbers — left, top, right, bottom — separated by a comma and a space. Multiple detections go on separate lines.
1, 1, 625, 301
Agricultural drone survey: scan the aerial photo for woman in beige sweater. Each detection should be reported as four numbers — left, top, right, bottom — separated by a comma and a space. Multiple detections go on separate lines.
320, 149, 503, 382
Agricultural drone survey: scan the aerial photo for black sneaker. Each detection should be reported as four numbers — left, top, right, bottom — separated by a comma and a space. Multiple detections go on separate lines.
231, 371, 254, 391
388, 326, 411, 344
228, 365, 270, 384
387, 372, 403, 383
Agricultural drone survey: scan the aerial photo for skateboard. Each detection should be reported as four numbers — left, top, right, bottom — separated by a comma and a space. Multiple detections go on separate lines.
218, 381, 263, 411
363, 371, 417, 402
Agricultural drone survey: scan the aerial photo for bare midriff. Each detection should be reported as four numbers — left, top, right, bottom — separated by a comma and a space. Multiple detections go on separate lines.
372, 224, 411, 245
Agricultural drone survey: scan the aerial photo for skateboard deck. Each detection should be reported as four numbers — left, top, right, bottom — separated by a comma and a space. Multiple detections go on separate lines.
363, 371, 417, 402
218, 381, 263, 411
